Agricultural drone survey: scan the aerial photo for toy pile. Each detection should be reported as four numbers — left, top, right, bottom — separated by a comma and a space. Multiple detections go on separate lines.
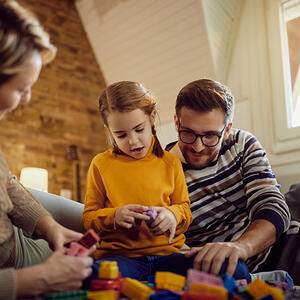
30, 229, 299, 300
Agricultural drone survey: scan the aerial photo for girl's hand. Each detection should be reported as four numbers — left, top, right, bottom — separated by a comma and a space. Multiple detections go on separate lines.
35, 215, 83, 252
115, 204, 150, 229
150, 207, 177, 243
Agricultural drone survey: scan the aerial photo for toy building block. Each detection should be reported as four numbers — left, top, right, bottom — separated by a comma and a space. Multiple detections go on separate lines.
189, 282, 228, 300
44, 290, 87, 300
247, 278, 284, 300
65, 229, 99, 257
235, 279, 248, 287
89, 278, 123, 297
182, 292, 221, 300
266, 280, 291, 291
86, 290, 116, 300
78, 228, 100, 249
99, 261, 119, 279
155, 271, 185, 291
256, 295, 275, 300
221, 273, 238, 294
143, 207, 158, 228
186, 269, 223, 289
121, 277, 153, 300
150, 290, 181, 300
65, 242, 89, 257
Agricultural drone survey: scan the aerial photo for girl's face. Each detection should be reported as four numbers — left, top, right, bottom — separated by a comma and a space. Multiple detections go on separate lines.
0, 51, 42, 120
106, 108, 155, 159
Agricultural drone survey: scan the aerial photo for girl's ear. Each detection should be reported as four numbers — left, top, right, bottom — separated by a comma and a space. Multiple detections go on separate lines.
150, 110, 156, 125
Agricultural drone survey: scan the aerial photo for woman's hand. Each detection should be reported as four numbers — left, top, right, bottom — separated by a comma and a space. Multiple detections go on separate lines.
16, 251, 93, 297
34, 215, 83, 251
150, 207, 177, 243
115, 205, 150, 229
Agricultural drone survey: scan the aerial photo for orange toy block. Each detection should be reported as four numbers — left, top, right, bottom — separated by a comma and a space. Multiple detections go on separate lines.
155, 271, 186, 291
121, 278, 153, 300
247, 278, 285, 300
189, 282, 228, 300
99, 261, 119, 279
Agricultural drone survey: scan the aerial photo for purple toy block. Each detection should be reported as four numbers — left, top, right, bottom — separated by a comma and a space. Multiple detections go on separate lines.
186, 269, 223, 290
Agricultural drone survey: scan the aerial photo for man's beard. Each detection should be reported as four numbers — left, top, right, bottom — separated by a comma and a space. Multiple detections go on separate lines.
181, 145, 219, 170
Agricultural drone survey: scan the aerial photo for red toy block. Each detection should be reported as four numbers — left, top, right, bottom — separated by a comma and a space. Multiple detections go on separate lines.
78, 228, 100, 249
89, 278, 123, 297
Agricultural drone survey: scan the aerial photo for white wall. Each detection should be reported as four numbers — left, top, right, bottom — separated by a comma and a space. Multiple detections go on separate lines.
227, 0, 300, 192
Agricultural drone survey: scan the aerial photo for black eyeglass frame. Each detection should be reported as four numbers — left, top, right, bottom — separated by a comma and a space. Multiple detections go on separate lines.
178, 120, 227, 147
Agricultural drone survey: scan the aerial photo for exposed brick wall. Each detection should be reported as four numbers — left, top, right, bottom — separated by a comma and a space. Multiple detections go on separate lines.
0, 0, 108, 201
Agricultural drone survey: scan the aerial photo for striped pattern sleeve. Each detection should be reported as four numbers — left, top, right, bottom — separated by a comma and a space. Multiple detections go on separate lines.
241, 131, 290, 239
182, 129, 290, 271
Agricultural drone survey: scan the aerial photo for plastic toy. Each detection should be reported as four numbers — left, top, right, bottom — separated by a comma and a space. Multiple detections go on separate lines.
155, 271, 185, 291
143, 207, 158, 228
149, 290, 181, 300
44, 290, 87, 299
99, 261, 119, 279
86, 290, 116, 300
78, 228, 100, 249
189, 282, 228, 300
247, 278, 284, 300
181, 292, 220, 300
121, 277, 153, 300
186, 269, 223, 289
65, 229, 100, 257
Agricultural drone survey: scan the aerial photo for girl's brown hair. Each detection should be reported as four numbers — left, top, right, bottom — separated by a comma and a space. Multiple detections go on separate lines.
99, 81, 164, 157
0, 0, 56, 84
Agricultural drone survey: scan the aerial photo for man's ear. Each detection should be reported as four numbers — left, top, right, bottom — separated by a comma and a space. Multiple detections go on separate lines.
150, 110, 156, 125
174, 114, 179, 131
224, 122, 232, 138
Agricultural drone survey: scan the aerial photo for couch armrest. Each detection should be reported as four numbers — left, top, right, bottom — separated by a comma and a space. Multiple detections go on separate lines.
27, 187, 84, 233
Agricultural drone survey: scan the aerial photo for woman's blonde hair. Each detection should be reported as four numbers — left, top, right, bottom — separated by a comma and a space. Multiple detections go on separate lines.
99, 81, 164, 157
0, 0, 56, 84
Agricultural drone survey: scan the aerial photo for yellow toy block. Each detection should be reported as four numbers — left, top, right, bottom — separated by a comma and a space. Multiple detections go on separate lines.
189, 282, 228, 300
86, 290, 116, 300
247, 278, 284, 300
155, 271, 185, 291
98, 261, 119, 279
121, 278, 153, 300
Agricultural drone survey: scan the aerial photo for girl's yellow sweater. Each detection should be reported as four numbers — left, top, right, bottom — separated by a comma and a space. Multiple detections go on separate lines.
83, 141, 192, 260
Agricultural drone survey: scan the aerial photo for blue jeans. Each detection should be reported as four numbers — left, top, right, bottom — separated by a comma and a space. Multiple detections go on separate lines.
90, 253, 251, 283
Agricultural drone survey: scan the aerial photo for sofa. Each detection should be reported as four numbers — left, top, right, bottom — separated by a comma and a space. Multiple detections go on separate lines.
27, 187, 84, 233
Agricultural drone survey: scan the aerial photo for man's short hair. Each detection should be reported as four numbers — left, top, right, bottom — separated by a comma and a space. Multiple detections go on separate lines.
175, 79, 234, 124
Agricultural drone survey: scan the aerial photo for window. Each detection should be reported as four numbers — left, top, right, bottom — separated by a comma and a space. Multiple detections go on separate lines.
283, 1, 300, 127
265, 0, 300, 153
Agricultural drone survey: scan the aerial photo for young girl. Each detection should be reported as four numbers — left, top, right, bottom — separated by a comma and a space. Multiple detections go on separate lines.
83, 81, 194, 280
83, 81, 251, 283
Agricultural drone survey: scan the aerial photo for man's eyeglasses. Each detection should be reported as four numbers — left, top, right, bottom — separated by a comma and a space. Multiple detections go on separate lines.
178, 121, 226, 147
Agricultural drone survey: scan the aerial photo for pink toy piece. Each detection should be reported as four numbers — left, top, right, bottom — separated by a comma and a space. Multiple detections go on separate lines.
186, 269, 223, 290
78, 228, 100, 249
65, 242, 89, 257
235, 279, 248, 287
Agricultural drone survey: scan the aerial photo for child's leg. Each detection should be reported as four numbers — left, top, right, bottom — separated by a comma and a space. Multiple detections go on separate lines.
154, 253, 251, 282
90, 255, 149, 281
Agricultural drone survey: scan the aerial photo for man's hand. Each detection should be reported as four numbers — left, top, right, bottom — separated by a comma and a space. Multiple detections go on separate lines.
115, 205, 150, 229
35, 215, 83, 252
185, 241, 249, 276
16, 251, 93, 297
150, 207, 177, 243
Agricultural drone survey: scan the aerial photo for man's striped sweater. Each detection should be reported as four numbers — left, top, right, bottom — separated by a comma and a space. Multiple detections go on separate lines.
168, 128, 290, 272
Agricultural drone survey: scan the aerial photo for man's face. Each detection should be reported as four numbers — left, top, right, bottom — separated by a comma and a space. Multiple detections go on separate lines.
175, 107, 231, 169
